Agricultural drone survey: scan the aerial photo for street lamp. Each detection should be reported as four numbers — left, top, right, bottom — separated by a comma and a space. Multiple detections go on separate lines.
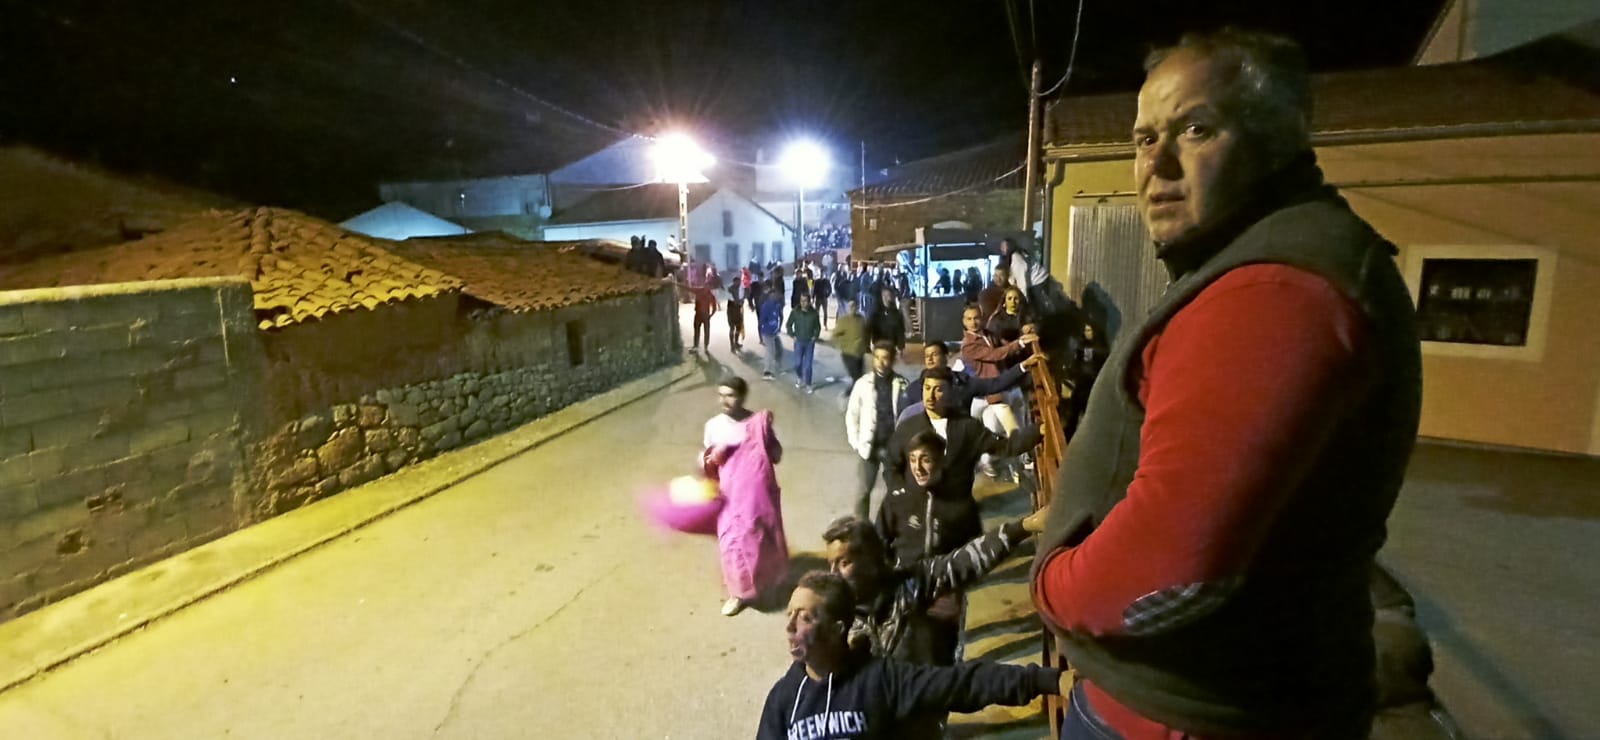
651, 133, 714, 264
779, 140, 830, 261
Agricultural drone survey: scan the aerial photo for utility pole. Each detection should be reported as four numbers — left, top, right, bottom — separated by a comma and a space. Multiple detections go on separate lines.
1022, 59, 1042, 231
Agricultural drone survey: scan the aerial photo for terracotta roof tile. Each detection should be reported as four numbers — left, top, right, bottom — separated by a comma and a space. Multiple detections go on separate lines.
851, 135, 1025, 198
387, 233, 664, 312
0, 207, 462, 327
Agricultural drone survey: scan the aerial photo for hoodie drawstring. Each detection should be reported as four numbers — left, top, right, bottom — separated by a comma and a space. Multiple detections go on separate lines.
789, 672, 834, 725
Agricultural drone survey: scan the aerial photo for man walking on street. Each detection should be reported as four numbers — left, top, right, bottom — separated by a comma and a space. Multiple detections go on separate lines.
787, 292, 822, 393
757, 278, 786, 380
691, 283, 717, 354
832, 299, 869, 381
845, 342, 909, 520
868, 286, 906, 353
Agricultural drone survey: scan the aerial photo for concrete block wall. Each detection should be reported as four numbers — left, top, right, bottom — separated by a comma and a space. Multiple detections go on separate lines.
0, 278, 258, 618
251, 290, 677, 516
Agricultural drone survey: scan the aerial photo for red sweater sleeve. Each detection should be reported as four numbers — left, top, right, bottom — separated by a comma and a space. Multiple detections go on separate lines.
1033, 264, 1368, 636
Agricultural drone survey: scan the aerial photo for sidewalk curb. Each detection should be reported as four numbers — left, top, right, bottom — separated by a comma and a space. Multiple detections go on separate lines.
0, 359, 697, 694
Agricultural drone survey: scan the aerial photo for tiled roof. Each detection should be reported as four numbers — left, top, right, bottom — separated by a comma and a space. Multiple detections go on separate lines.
0, 207, 462, 329
852, 136, 1026, 198
1048, 44, 1600, 149
548, 183, 714, 225
388, 233, 664, 312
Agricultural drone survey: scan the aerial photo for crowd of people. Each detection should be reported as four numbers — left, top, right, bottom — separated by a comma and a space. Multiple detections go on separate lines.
662, 240, 1072, 737
655, 29, 1451, 739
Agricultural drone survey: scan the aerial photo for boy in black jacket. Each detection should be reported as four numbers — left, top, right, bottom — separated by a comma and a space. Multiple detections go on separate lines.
758, 572, 1065, 740
884, 367, 1043, 503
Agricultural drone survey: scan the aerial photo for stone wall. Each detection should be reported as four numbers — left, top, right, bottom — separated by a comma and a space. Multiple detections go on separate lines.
251, 290, 677, 516
0, 278, 258, 617
0, 279, 675, 620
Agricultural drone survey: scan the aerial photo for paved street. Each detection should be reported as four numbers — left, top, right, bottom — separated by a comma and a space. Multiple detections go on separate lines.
0, 316, 894, 739
0, 310, 1596, 739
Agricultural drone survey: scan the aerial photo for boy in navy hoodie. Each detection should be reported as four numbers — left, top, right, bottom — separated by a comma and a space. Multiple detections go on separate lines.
758, 572, 1064, 740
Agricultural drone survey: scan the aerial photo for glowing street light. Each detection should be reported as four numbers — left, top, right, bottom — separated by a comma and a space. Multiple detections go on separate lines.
652, 134, 714, 262
780, 140, 831, 258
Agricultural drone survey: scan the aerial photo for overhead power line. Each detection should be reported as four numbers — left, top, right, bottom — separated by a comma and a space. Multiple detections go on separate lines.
1040, 0, 1085, 97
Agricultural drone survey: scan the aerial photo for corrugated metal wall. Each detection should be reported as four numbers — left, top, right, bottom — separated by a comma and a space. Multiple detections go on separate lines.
1068, 203, 1169, 345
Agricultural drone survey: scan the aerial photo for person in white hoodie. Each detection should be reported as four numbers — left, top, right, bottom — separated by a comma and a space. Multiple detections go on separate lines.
844, 341, 908, 520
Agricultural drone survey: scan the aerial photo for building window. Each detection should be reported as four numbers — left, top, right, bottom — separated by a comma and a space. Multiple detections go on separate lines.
722, 210, 734, 237
565, 320, 585, 366
751, 242, 765, 268
694, 243, 713, 266
772, 240, 785, 264
1416, 258, 1537, 346
725, 243, 740, 271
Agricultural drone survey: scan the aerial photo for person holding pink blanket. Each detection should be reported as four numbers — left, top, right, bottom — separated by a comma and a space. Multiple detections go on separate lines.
697, 376, 790, 616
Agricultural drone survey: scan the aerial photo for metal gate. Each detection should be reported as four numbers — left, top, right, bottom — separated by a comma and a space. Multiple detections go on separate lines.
1067, 203, 1169, 345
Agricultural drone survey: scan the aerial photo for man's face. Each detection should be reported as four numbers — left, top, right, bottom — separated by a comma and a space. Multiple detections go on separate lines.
1133, 50, 1268, 247
717, 385, 742, 414
908, 447, 942, 488
922, 378, 948, 413
922, 344, 946, 370
962, 309, 981, 333
799, 293, 811, 308
872, 347, 896, 376
826, 540, 878, 598
785, 587, 840, 664
993, 267, 1010, 286
881, 288, 894, 304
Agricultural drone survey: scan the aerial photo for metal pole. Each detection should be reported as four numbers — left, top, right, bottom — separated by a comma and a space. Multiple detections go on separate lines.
678, 181, 689, 261
1022, 59, 1042, 230
797, 186, 806, 262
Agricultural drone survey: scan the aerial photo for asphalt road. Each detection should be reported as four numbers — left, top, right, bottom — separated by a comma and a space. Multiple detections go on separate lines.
0, 318, 891, 739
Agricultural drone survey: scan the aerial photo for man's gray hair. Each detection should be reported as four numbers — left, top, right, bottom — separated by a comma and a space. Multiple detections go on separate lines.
1144, 28, 1313, 166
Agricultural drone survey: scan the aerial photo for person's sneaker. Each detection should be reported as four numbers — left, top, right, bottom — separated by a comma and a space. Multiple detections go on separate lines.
794, 381, 804, 389
762, 372, 775, 380
721, 597, 747, 617
979, 461, 1000, 479
804, 385, 815, 394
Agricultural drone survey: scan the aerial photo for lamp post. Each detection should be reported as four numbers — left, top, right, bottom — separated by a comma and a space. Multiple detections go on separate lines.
779, 140, 830, 264
651, 133, 715, 265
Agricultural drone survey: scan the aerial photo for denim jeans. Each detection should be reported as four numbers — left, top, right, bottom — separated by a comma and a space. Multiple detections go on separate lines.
794, 339, 816, 385
762, 333, 781, 374
1060, 682, 1123, 740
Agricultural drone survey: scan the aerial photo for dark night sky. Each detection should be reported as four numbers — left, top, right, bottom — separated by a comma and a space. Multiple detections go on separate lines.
0, 0, 1443, 217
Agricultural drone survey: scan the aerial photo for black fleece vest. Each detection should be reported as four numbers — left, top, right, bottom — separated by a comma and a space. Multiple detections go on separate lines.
1033, 182, 1422, 736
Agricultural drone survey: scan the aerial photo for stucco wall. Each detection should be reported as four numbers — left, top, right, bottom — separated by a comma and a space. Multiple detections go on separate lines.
686, 190, 794, 271
1043, 132, 1600, 455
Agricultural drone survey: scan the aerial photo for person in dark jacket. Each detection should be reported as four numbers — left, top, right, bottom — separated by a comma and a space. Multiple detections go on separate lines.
757, 279, 787, 380
897, 341, 1037, 423
758, 571, 1066, 740
832, 265, 855, 319
884, 367, 1042, 503
812, 269, 833, 328
866, 287, 905, 352
1031, 30, 1424, 738
874, 431, 979, 568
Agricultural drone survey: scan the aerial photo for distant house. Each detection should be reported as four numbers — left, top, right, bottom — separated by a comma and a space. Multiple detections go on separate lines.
542, 184, 795, 271
1040, 20, 1600, 456
376, 136, 659, 240
847, 135, 1032, 263
340, 202, 471, 241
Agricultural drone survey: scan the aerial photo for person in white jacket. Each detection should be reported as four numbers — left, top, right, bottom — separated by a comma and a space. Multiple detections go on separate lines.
845, 341, 909, 520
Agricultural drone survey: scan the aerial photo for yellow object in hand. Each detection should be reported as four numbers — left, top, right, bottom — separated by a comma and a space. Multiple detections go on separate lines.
668, 475, 719, 505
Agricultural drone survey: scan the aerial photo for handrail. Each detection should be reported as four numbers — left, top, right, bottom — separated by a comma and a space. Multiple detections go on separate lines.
1022, 352, 1071, 735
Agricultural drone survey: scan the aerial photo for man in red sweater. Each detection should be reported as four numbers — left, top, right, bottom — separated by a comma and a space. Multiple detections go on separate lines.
1031, 30, 1422, 739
